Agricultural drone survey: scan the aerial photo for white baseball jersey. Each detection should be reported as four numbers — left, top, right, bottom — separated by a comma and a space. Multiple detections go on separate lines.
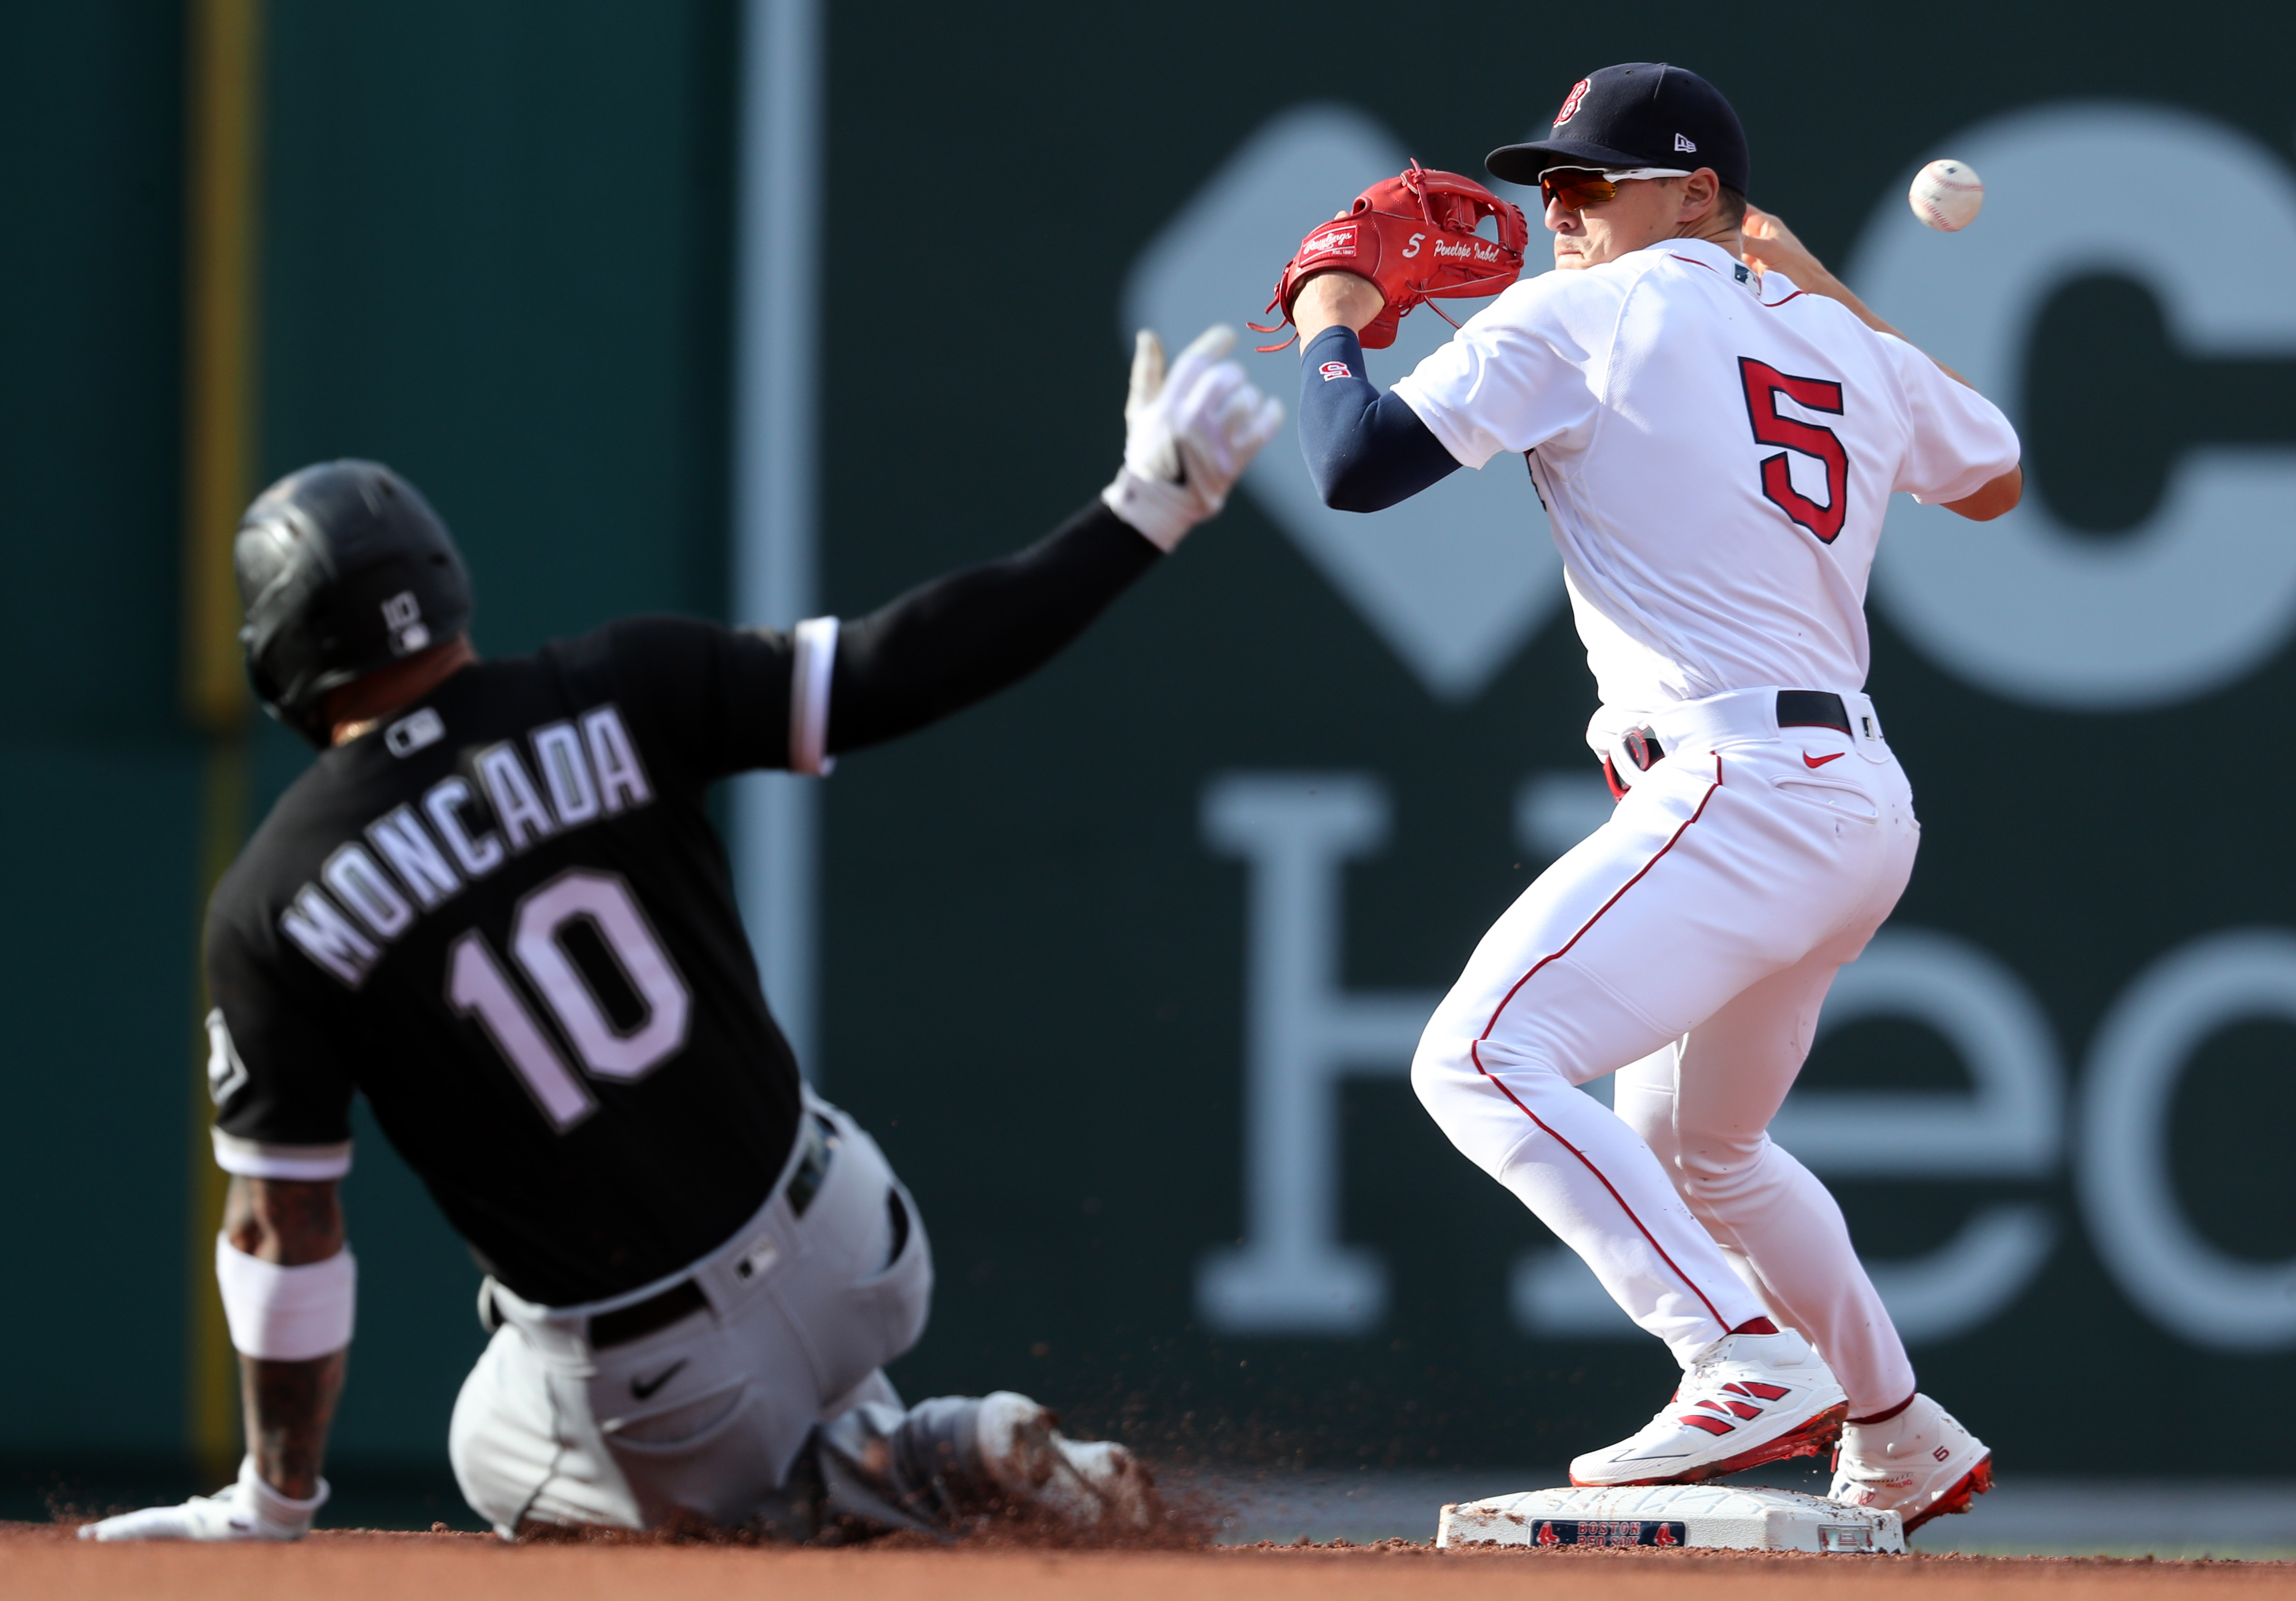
1395, 234, 2020, 1416
1391, 237, 2019, 745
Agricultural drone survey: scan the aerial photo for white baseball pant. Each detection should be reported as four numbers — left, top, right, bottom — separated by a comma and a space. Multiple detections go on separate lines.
1411, 687, 1920, 1417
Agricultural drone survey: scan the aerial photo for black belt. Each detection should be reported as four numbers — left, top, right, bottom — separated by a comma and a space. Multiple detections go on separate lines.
1615, 691, 1853, 781
1775, 689, 1853, 734
588, 1113, 839, 1351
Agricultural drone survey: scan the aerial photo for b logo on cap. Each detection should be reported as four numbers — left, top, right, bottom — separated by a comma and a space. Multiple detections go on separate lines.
1554, 78, 1591, 126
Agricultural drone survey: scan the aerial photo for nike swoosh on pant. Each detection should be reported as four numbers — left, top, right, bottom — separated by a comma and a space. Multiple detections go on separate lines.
631, 1359, 687, 1400
1802, 751, 1846, 768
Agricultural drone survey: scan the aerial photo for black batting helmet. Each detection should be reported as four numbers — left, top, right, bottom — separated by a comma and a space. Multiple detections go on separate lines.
235, 460, 473, 747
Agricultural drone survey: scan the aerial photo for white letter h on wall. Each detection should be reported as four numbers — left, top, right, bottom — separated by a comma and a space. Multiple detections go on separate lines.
1197, 774, 1439, 1335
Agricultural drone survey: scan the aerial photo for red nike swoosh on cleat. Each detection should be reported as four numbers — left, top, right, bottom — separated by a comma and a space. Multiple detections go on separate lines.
1802, 751, 1846, 768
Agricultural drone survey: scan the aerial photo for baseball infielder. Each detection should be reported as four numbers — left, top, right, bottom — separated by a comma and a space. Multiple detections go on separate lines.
83, 328, 1281, 1542
1276, 63, 2021, 1532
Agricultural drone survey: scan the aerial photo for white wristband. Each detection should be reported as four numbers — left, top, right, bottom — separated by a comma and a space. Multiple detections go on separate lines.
1101, 467, 1197, 554
215, 1235, 356, 1361
788, 616, 840, 776
240, 1455, 329, 1536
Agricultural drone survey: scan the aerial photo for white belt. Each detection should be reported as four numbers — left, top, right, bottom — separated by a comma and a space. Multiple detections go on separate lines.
1644, 686, 1885, 754
1604, 687, 1888, 790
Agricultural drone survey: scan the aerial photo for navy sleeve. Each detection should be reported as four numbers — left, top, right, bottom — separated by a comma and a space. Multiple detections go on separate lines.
1297, 325, 1462, 512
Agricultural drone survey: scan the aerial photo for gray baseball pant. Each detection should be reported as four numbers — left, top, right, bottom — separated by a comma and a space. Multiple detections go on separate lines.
448, 1094, 994, 1538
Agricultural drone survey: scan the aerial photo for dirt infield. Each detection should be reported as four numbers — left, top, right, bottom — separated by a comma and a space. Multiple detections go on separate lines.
9, 1525, 2294, 1601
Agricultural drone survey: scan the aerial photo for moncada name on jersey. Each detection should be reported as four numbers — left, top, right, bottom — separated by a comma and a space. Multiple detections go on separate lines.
282, 703, 653, 987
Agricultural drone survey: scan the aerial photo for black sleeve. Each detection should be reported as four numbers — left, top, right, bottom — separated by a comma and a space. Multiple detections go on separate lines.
1297, 325, 1462, 512
577, 616, 796, 782
207, 895, 361, 1165
824, 499, 1161, 754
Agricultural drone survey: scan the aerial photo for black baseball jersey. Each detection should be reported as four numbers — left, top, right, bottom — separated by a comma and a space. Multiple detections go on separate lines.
205, 500, 1161, 1308
208, 619, 806, 1305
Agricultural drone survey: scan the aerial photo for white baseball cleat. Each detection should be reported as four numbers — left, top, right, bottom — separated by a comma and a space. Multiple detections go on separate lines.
975, 1391, 1157, 1530
1829, 1392, 1993, 1535
1570, 1328, 1848, 1487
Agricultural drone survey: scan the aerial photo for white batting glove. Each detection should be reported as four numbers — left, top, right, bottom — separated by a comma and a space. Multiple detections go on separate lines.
1101, 324, 1285, 552
78, 1455, 327, 1541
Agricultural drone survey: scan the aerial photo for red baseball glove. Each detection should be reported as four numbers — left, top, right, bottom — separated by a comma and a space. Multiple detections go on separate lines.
1252, 161, 1530, 351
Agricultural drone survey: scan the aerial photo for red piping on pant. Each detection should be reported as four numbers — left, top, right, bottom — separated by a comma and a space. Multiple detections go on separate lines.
1470, 759, 1730, 1330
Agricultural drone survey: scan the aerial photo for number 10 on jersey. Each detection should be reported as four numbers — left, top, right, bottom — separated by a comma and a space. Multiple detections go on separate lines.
447, 868, 693, 1130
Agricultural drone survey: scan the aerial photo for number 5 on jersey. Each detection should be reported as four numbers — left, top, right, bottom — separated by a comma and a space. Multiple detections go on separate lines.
448, 869, 692, 1130
1740, 357, 1847, 545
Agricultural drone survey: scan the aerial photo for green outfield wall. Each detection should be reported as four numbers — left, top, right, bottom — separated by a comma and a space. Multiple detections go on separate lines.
4, 0, 2294, 1501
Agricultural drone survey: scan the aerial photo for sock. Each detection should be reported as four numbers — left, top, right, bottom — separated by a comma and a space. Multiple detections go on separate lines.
1849, 1391, 1917, 1426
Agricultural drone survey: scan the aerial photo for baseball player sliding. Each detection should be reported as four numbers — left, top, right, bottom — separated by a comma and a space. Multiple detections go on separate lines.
84, 329, 1281, 1542
1263, 64, 2021, 1534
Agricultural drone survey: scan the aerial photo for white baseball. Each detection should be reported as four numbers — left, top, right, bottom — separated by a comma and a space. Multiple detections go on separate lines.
1908, 159, 1984, 232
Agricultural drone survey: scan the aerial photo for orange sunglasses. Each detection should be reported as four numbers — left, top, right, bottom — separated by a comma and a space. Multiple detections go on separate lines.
1538, 166, 1693, 211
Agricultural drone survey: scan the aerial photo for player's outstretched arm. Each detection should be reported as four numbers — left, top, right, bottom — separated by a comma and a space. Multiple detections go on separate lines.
818, 327, 1281, 756
80, 1176, 348, 1541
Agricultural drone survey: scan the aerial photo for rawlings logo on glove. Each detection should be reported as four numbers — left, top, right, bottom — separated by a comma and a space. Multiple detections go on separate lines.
1252, 161, 1529, 351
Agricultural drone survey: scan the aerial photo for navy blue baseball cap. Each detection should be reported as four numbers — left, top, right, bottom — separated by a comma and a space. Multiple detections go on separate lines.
1487, 63, 1749, 196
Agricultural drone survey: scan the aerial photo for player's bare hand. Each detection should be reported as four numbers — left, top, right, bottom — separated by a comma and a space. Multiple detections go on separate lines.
1290, 271, 1387, 345
1743, 205, 1924, 352
1738, 206, 1832, 289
